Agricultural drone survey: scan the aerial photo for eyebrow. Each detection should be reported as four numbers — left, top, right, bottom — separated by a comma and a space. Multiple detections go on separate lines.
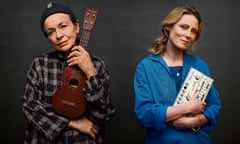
46, 22, 66, 30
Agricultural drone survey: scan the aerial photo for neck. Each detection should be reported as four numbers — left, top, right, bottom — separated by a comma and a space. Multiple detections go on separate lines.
162, 49, 183, 67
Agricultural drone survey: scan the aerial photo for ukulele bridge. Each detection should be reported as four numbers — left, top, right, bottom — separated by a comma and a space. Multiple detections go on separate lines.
62, 100, 76, 107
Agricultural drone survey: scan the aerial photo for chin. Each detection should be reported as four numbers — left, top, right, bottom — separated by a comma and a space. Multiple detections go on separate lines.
176, 46, 187, 51
179, 45, 189, 50
56, 46, 71, 52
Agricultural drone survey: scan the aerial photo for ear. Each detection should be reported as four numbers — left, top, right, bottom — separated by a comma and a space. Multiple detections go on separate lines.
165, 26, 171, 31
75, 19, 80, 34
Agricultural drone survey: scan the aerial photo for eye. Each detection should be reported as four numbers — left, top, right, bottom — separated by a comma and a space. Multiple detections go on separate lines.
46, 30, 55, 37
180, 24, 189, 29
60, 24, 68, 29
191, 28, 198, 34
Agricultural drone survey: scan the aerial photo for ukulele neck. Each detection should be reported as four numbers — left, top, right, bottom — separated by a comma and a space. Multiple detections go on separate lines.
79, 8, 99, 49
79, 29, 91, 49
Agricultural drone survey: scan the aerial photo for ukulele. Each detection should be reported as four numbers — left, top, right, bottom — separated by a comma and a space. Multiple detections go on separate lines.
52, 8, 99, 118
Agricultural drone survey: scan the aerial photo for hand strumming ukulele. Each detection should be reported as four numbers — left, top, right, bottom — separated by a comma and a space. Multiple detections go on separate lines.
52, 8, 99, 118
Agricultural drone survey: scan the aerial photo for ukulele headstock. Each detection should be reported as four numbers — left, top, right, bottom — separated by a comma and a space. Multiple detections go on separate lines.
83, 8, 99, 31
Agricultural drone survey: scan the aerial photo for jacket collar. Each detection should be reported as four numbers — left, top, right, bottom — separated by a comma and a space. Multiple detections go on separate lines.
147, 53, 193, 77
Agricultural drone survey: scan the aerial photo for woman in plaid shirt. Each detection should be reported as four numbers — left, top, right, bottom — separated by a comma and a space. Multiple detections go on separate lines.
22, 2, 116, 143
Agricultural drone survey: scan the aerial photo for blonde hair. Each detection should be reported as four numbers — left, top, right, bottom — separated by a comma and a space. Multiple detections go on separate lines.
149, 5, 203, 54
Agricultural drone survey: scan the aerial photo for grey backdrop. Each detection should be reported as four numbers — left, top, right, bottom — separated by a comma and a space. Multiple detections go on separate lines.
0, 0, 238, 143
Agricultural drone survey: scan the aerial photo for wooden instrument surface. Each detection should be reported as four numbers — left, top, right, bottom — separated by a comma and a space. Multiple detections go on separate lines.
52, 8, 99, 118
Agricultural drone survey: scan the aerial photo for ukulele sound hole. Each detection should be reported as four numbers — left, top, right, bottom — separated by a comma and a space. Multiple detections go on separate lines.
69, 79, 78, 88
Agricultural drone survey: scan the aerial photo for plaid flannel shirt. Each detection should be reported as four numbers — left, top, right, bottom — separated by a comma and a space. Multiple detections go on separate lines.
22, 51, 116, 144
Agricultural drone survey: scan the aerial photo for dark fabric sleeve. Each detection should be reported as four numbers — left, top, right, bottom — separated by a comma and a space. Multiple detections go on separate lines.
22, 62, 69, 141
83, 59, 116, 125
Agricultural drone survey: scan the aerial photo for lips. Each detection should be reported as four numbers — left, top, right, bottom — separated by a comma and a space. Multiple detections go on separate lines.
181, 39, 190, 45
57, 40, 68, 47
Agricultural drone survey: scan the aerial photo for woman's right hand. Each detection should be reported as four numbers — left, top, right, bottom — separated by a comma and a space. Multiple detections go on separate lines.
68, 117, 99, 139
186, 92, 206, 114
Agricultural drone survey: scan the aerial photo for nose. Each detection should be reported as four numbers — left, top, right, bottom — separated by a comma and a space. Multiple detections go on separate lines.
184, 30, 191, 38
56, 29, 63, 40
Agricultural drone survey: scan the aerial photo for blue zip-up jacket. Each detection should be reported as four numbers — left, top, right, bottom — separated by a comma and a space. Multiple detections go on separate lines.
134, 53, 221, 144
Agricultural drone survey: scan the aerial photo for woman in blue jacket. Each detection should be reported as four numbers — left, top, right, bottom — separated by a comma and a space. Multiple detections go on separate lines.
134, 5, 221, 144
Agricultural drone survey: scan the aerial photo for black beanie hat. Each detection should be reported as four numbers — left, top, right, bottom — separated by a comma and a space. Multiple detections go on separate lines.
40, 1, 76, 29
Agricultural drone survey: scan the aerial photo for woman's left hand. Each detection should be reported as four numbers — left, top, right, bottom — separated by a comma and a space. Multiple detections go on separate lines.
66, 45, 97, 79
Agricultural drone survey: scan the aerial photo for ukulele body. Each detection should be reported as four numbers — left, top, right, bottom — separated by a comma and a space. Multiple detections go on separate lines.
52, 67, 86, 118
